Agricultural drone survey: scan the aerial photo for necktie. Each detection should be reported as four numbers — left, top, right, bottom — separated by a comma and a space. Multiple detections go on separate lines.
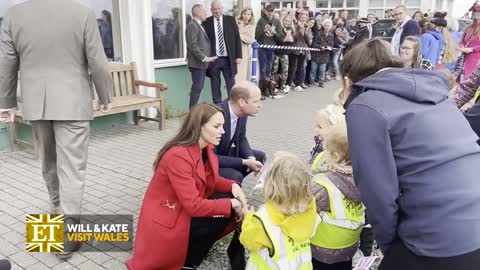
216, 18, 225, 55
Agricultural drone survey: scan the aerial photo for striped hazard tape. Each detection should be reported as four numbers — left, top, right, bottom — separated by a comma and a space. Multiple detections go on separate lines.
257, 44, 334, 52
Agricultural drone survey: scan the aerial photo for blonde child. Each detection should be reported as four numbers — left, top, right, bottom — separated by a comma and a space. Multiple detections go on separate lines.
240, 152, 320, 270
309, 104, 344, 169
310, 122, 366, 270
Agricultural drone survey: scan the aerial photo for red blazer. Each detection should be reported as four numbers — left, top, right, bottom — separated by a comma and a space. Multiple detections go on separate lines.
126, 144, 236, 270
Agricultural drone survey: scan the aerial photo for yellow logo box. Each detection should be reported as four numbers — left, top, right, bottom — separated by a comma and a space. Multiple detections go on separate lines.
26, 214, 64, 252
25, 214, 133, 253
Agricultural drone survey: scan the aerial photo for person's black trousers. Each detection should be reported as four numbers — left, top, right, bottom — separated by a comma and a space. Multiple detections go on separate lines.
287, 53, 306, 86
209, 57, 235, 104
184, 192, 233, 268
379, 240, 480, 270
312, 258, 351, 270
189, 67, 207, 109
218, 150, 266, 184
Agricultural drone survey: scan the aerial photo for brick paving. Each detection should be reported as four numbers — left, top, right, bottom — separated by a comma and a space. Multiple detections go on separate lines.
0, 82, 339, 269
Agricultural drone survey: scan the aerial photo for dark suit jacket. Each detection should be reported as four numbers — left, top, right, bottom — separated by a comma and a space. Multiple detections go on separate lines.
185, 20, 211, 69
399, 19, 421, 47
202, 15, 242, 75
215, 100, 254, 170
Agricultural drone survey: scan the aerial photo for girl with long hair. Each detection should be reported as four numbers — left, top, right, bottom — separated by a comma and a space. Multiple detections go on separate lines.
400, 36, 433, 70
457, 4, 480, 80
235, 8, 255, 82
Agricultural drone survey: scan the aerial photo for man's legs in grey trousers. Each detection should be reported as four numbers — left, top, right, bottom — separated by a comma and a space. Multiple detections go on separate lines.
32, 120, 90, 215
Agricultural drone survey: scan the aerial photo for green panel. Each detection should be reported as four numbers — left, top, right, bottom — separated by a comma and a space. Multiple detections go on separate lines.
155, 65, 228, 116
0, 123, 11, 150
2, 112, 134, 148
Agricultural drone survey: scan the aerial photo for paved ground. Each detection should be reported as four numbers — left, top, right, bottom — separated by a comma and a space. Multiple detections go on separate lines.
0, 81, 339, 269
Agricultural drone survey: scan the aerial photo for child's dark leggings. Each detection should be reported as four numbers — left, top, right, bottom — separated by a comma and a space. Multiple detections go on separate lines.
312, 258, 351, 270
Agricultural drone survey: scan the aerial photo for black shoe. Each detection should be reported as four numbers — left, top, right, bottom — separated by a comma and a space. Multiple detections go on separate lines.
56, 241, 83, 259
0, 259, 11, 270
319, 82, 324, 88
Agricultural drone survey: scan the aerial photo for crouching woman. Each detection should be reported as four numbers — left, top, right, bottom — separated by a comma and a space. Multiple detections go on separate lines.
126, 103, 248, 270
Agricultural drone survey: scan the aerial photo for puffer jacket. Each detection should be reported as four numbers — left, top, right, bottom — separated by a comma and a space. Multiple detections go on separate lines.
311, 165, 362, 264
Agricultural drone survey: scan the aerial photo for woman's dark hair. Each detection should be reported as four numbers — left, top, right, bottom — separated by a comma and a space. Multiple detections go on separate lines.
340, 38, 404, 83
412, 10, 423, 20
152, 103, 224, 170
433, 11, 447, 19
101, 10, 112, 25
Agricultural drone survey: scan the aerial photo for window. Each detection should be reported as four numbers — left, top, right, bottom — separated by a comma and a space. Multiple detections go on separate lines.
0, 0, 121, 61
346, 0, 359, 8
369, 0, 384, 7
153, 0, 241, 64
152, 0, 183, 61
405, 0, 421, 6
386, 0, 401, 7
316, 0, 329, 8
368, 9, 384, 19
331, 0, 343, 8
78, 0, 122, 61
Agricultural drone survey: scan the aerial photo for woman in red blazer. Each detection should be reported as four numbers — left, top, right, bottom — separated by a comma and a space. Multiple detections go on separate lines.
126, 103, 247, 270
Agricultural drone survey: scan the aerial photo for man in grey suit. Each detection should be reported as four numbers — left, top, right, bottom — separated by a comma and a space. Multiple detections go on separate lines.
186, 4, 217, 108
0, 0, 112, 256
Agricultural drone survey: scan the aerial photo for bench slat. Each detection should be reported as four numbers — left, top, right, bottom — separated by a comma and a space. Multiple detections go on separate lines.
112, 72, 121, 97
119, 71, 128, 96
125, 71, 133, 96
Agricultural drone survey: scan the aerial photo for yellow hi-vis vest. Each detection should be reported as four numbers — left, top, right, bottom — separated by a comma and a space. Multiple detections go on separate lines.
311, 174, 365, 250
246, 207, 321, 270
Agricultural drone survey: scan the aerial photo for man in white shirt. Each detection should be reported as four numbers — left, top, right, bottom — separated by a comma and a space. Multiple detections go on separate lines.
202, 0, 242, 104
390, 5, 421, 56
215, 81, 265, 184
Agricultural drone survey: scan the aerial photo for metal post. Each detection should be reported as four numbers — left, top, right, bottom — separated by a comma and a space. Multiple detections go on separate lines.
251, 42, 259, 85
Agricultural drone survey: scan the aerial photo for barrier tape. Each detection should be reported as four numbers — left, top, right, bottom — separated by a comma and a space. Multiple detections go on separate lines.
257, 44, 334, 52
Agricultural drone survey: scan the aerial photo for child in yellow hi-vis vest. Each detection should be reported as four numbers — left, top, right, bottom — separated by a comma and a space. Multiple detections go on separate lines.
310, 122, 366, 270
309, 104, 345, 167
240, 152, 321, 270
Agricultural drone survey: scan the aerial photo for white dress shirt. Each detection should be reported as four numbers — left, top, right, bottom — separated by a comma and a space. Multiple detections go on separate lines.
229, 102, 238, 141
213, 15, 228, 57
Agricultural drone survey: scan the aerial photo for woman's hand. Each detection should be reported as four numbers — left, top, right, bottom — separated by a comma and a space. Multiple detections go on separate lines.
460, 47, 473, 54
231, 199, 244, 222
231, 184, 248, 207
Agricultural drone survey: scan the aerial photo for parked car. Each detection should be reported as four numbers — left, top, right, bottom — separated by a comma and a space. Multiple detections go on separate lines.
372, 19, 396, 42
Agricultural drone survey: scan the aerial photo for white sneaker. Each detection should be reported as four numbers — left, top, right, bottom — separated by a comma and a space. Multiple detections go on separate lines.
294, 86, 303, 92
283, 85, 291, 93
273, 94, 285, 99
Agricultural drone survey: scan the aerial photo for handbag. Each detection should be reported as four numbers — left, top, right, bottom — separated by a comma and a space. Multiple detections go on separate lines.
454, 34, 474, 82
227, 227, 246, 270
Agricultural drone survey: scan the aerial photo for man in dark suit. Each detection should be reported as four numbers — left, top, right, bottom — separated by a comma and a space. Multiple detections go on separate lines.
216, 81, 265, 183
390, 5, 420, 56
186, 4, 217, 108
203, 0, 242, 104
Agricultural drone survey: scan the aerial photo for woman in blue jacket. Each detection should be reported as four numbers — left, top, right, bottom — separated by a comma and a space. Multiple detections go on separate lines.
340, 38, 480, 270
420, 18, 446, 66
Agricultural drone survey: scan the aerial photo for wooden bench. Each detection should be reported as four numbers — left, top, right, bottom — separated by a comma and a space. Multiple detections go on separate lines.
13, 62, 168, 145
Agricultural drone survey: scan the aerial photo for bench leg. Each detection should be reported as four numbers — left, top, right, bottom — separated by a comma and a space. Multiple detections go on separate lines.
157, 105, 166, 130
133, 110, 139, 125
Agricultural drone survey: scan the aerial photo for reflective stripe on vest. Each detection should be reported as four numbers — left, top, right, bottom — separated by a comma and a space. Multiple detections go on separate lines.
246, 207, 319, 270
474, 89, 480, 104
311, 174, 365, 250
311, 151, 325, 173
